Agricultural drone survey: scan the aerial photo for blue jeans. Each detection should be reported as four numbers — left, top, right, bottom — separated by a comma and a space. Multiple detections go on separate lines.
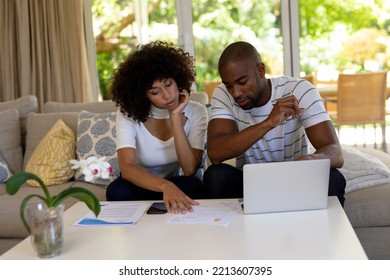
106, 175, 204, 201
203, 163, 346, 206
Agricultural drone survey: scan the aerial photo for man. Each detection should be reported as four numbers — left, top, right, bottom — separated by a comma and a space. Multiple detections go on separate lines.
203, 41, 346, 205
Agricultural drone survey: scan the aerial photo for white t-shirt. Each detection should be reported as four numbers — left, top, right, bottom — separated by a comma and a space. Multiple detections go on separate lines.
116, 100, 207, 178
208, 76, 330, 169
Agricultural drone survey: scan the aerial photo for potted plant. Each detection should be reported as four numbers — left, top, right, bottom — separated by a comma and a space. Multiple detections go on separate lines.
5, 156, 112, 257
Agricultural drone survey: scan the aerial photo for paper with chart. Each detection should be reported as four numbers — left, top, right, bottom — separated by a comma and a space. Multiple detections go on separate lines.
167, 200, 241, 227
74, 201, 150, 226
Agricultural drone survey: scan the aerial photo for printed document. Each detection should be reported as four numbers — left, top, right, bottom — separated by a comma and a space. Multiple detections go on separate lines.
74, 201, 150, 226
167, 200, 241, 227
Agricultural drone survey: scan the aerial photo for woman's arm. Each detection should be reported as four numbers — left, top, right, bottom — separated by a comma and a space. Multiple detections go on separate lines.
170, 93, 205, 175
117, 147, 198, 213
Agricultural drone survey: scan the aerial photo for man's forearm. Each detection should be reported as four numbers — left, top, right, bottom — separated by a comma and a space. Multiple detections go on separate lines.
207, 121, 272, 164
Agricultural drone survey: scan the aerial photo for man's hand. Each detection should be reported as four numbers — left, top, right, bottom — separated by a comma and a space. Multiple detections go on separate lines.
266, 95, 303, 128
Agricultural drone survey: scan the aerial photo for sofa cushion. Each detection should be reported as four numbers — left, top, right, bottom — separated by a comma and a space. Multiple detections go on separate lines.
25, 119, 76, 187
189, 91, 209, 105
43, 100, 117, 113
353, 226, 390, 260
341, 145, 390, 228
75, 111, 119, 186
344, 183, 390, 228
0, 151, 13, 183
24, 112, 80, 169
0, 108, 23, 173
0, 95, 38, 148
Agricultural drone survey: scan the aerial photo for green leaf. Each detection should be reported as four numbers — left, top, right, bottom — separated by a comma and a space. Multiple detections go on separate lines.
6, 172, 52, 203
19, 194, 48, 233
52, 187, 101, 217
6, 172, 34, 195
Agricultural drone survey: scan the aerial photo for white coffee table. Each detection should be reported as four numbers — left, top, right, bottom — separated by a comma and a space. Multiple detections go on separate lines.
0, 197, 367, 260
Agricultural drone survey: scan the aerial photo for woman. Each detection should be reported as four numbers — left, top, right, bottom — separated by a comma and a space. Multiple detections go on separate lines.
106, 41, 207, 214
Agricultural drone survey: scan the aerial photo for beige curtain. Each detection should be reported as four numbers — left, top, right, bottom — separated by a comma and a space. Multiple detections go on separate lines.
0, 0, 99, 110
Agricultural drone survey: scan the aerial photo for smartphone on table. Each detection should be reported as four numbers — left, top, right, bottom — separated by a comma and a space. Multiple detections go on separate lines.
146, 202, 167, 214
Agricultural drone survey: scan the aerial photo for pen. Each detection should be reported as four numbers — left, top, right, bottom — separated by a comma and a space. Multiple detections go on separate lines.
272, 103, 305, 110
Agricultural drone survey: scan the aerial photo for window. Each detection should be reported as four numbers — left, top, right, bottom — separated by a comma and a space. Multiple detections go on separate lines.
93, 0, 297, 100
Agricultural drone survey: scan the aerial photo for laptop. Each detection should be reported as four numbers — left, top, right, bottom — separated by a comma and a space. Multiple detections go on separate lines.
243, 159, 330, 214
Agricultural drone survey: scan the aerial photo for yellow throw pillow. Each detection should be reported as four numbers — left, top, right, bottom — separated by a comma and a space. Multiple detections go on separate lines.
25, 119, 76, 187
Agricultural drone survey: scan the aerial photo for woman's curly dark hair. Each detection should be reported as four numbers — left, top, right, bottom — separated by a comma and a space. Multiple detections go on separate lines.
110, 41, 196, 122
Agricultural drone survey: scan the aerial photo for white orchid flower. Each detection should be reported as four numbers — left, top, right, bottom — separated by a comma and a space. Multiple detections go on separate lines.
70, 156, 112, 182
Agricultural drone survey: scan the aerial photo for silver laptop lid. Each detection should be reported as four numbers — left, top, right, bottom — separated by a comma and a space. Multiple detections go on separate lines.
243, 159, 330, 214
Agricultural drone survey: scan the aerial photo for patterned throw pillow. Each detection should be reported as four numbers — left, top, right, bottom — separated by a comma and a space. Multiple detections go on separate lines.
0, 151, 12, 183
25, 119, 76, 187
75, 111, 119, 186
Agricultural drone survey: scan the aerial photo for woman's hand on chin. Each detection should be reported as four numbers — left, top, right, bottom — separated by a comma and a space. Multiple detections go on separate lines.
170, 90, 189, 116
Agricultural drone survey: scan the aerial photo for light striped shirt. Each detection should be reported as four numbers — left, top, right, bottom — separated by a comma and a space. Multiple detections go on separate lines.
208, 76, 330, 169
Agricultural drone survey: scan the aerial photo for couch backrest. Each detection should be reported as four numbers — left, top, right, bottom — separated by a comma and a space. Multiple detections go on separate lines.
43, 100, 117, 113
0, 96, 38, 173
0, 96, 38, 137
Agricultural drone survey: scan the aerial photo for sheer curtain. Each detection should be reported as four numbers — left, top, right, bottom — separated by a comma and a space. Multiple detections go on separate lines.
0, 0, 99, 110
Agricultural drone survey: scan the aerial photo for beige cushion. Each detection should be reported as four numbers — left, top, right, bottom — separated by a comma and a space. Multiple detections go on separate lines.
353, 227, 390, 260
25, 119, 76, 187
0, 95, 38, 148
43, 100, 117, 113
75, 111, 119, 186
189, 92, 209, 105
0, 108, 23, 173
342, 146, 390, 228
345, 183, 390, 228
24, 112, 80, 169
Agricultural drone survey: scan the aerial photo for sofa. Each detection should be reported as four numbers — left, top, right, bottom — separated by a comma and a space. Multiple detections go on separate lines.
1, 94, 390, 260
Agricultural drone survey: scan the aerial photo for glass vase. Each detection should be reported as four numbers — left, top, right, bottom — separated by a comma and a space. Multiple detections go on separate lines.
26, 202, 64, 258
